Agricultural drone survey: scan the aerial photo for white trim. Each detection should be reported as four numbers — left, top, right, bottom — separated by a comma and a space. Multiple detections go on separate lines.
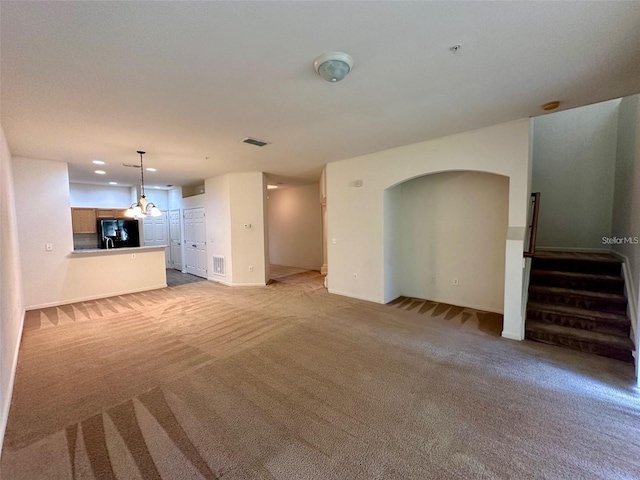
502, 330, 524, 341
536, 246, 611, 253
402, 296, 504, 314
25, 284, 167, 310
0, 310, 25, 455
610, 251, 638, 340
328, 289, 383, 304
522, 257, 533, 319
609, 250, 638, 381
207, 278, 266, 288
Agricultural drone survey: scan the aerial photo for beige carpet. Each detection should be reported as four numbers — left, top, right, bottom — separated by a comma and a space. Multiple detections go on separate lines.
2, 270, 639, 479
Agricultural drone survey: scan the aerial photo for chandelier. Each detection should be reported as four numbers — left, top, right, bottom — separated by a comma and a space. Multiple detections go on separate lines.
125, 150, 162, 218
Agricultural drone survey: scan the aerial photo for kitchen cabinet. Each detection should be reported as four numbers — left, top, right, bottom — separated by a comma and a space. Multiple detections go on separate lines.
96, 208, 129, 218
71, 208, 96, 234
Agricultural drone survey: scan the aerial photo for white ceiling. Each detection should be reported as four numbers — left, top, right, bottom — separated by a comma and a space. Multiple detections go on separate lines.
2, 1, 640, 188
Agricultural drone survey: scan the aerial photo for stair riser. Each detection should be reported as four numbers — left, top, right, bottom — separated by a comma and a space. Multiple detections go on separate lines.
528, 292, 627, 313
525, 330, 633, 363
532, 259, 621, 276
527, 309, 630, 336
529, 275, 624, 294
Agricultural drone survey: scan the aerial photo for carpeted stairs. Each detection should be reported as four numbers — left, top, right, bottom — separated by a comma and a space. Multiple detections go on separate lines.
526, 251, 635, 362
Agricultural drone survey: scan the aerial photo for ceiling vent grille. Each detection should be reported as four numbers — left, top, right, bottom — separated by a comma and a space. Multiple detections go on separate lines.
241, 137, 270, 147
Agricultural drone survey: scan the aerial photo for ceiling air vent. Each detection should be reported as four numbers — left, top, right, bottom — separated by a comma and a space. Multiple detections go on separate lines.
241, 137, 270, 147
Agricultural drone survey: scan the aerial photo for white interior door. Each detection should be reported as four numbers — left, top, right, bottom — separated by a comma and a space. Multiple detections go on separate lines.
143, 213, 170, 267
184, 207, 207, 278
169, 209, 182, 271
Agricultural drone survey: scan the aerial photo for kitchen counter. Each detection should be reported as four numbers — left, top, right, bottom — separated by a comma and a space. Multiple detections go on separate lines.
59, 246, 167, 303
70, 245, 168, 255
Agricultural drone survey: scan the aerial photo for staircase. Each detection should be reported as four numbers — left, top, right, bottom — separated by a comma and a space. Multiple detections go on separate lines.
525, 251, 635, 362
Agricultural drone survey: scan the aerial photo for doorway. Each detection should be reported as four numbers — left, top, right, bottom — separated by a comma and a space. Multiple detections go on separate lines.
383, 171, 509, 314
169, 209, 182, 271
184, 207, 207, 278
142, 213, 170, 268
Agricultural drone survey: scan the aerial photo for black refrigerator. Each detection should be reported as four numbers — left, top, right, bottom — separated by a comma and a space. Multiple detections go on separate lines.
97, 219, 140, 249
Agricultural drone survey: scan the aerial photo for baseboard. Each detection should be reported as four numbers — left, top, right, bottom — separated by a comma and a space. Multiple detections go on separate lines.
536, 246, 612, 253
502, 330, 524, 341
610, 251, 638, 339
0, 309, 25, 456
398, 294, 503, 314
521, 257, 533, 319
609, 250, 638, 381
328, 289, 383, 304
25, 284, 168, 310
207, 278, 266, 287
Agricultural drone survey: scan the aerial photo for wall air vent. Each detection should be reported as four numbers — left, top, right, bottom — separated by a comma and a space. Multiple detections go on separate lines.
213, 255, 225, 276
241, 137, 270, 147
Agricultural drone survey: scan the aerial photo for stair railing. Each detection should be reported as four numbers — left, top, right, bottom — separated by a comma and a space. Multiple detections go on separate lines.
524, 192, 540, 258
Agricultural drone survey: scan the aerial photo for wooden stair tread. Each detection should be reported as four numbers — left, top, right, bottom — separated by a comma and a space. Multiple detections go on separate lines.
527, 302, 629, 323
528, 285, 626, 302
526, 320, 633, 349
533, 251, 621, 264
530, 270, 623, 282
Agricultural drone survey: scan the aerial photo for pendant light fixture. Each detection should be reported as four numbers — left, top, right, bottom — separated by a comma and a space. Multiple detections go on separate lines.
125, 151, 162, 218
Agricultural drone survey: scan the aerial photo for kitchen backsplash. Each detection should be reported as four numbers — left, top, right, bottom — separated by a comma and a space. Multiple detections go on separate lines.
73, 233, 98, 250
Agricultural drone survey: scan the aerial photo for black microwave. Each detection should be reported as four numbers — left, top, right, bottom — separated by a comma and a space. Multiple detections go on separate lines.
97, 219, 140, 249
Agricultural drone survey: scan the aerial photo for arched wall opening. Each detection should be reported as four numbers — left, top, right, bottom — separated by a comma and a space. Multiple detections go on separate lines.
384, 171, 509, 314
325, 118, 531, 340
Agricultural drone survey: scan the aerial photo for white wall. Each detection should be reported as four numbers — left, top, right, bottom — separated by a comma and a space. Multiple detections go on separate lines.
13, 157, 167, 309
168, 187, 183, 211
268, 184, 322, 270
205, 175, 232, 284
327, 119, 530, 339
612, 95, 640, 357
69, 183, 132, 208
383, 187, 402, 302
392, 172, 508, 313
229, 173, 269, 285
0, 126, 24, 454
205, 173, 268, 286
13, 157, 75, 307
532, 100, 620, 249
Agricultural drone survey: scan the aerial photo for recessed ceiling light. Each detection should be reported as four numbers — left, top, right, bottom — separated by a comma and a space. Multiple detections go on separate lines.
94, 170, 106, 175
109, 182, 118, 185
267, 184, 279, 190
543, 101, 560, 111
146, 167, 157, 172
153, 186, 161, 189
92, 160, 105, 165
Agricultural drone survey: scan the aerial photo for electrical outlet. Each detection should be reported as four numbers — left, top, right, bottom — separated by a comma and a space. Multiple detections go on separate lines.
453, 277, 459, 286
45, 243, 53, 251
430, 276, 436, 284
132, 253, 136, 259
249, 266, 254, 272
353, 273, 358, 280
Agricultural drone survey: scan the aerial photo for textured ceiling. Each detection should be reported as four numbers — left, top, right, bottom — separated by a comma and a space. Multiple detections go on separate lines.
2, 1, 640, 188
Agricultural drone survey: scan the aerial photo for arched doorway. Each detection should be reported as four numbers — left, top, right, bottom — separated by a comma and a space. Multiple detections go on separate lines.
384, 170, 509, 319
